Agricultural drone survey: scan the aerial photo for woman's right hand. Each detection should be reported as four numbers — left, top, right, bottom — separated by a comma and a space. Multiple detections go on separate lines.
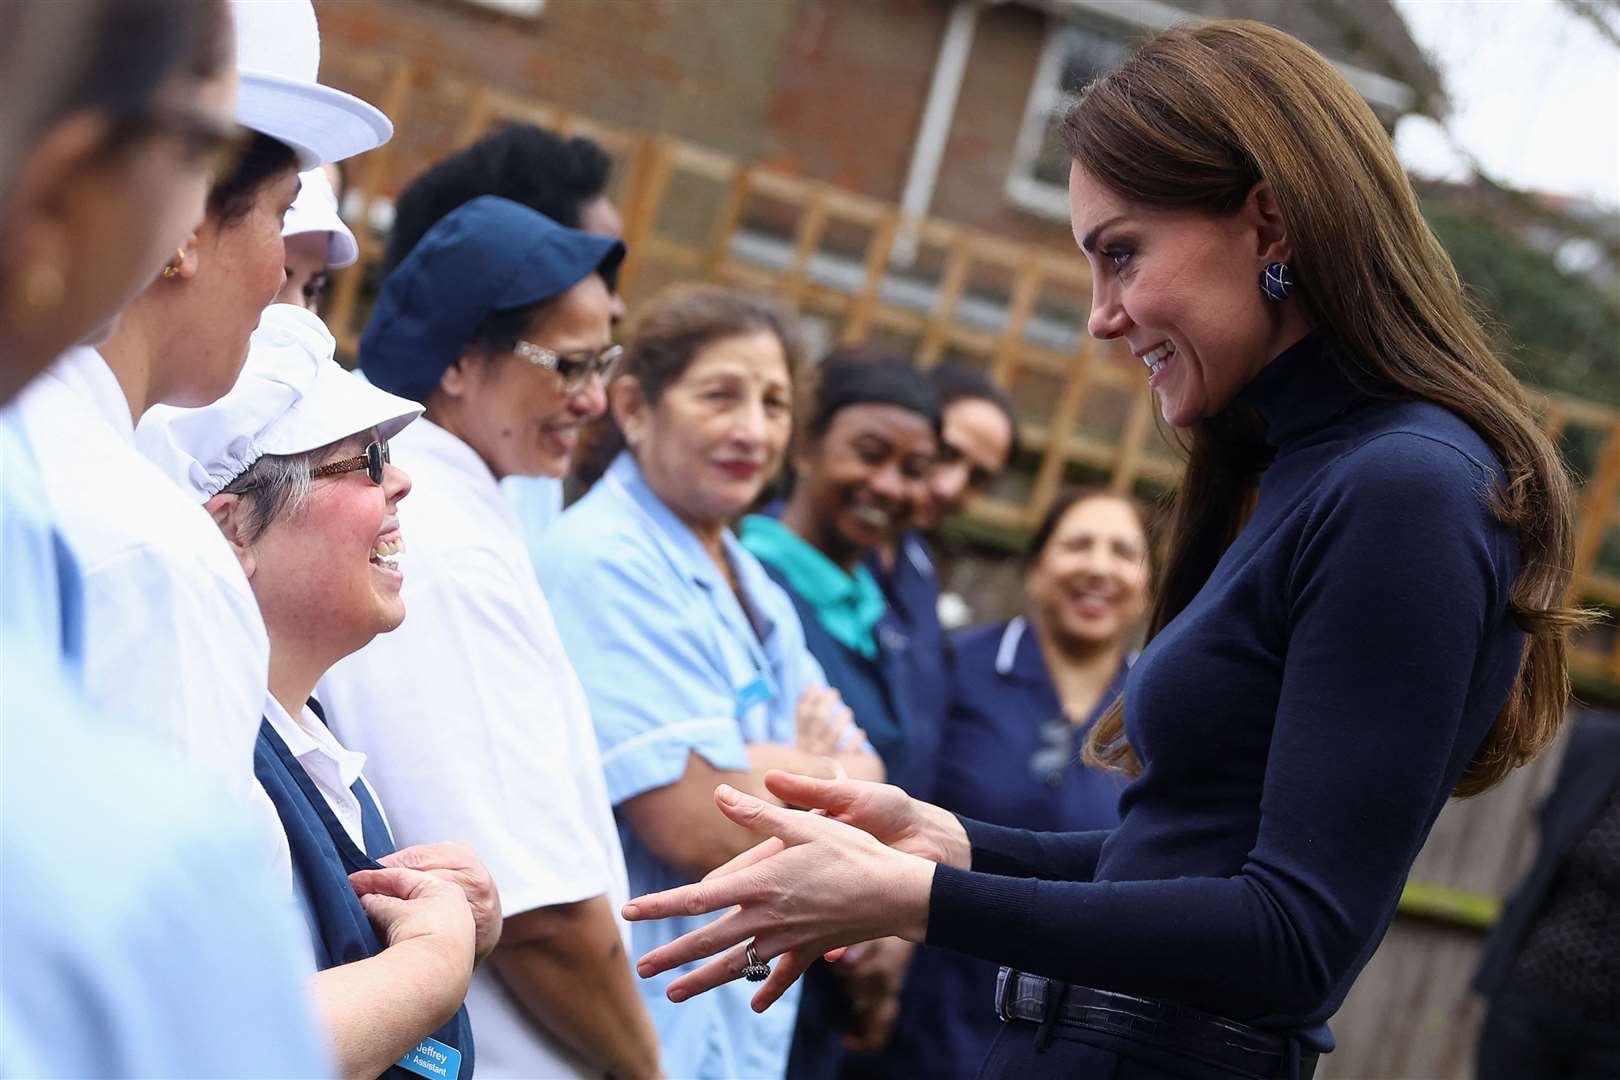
706, 770, 971, 880
349, 866, 478, 981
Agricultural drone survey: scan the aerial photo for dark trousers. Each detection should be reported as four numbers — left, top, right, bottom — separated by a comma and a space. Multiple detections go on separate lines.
1476, 988, 1620, 1080
975, 1018, 1266, 1080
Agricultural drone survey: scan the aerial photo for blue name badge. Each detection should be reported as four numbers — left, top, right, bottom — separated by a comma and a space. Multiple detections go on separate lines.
734, 675, 774, 719
396, 1037, 461, 1080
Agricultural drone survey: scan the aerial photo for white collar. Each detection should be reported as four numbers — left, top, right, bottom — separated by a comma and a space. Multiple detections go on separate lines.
403, 415, 499, 488
40, 347, 135, 443
995, 615, 1028, 676
262, 693, 368, 794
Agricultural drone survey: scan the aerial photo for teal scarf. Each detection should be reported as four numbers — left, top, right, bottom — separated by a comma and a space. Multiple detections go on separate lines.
739, 515, 886, 659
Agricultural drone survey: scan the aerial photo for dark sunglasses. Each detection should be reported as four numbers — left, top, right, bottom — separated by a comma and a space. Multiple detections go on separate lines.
310, 440, 391, 486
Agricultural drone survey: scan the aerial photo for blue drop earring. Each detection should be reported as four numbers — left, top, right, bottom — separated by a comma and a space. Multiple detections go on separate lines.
1259, 261, 1293, 302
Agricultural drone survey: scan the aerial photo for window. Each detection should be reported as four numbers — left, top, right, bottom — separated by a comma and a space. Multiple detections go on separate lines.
1006, 21, 1133, 220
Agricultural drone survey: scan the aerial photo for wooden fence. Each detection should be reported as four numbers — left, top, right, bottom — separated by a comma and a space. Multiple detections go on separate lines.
320, 55, 1620, 691
314, 54, 1617, 1078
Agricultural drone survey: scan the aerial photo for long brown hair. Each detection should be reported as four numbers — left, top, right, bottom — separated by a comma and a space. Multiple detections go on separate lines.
1075, 20, 1585, 797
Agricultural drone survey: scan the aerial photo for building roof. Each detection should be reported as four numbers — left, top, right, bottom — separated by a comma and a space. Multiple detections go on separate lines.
1019, 0, 1448, 119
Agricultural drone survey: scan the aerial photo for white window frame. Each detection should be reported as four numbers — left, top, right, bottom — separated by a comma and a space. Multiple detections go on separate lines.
1005, 18, 1131, 221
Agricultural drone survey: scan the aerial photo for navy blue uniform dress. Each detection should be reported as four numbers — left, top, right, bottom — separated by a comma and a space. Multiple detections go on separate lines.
864, 531, 950, 787
752, 531, 946, 1080
255, 707, 476, 1080
924, 333, 1527, 1078
848, 616, 1127, 1079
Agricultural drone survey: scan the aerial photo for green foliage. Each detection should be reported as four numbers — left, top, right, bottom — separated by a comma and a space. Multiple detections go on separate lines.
1420, 195, 1620, 405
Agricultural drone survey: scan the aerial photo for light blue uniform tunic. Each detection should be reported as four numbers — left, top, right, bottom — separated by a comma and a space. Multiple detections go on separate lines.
0, 408, 329, 1077
538, 452, 822, 1080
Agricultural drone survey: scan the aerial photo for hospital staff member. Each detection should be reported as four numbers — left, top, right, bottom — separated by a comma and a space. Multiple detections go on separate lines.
316, 197, 661, 1080
737, 356, 941, 1080
140, 304, 493, 1079
538, 284, 884, 1080
20, 0, 391, 836
276, 165, 356, 313
859, 487, 1151, 1079
0, 2, 329, 1071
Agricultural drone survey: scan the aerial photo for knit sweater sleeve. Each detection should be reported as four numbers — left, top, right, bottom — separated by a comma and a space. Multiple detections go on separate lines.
925, 434, 1515, 1021
961, 816, 1112, 882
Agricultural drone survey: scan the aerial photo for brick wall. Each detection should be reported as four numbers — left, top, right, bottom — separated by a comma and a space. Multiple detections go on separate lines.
313, 0, 801, 187
312, 0, 1076, 255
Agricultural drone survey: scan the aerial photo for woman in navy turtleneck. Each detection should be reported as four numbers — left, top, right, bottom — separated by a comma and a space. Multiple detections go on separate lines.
623, 20, 1583, 1080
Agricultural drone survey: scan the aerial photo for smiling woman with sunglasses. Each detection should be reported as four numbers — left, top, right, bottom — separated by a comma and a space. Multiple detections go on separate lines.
315, 196, 668, 1080
143, 303, 497, 1080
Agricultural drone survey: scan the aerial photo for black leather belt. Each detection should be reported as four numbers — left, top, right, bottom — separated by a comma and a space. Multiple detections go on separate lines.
995, 969, 1319, 1080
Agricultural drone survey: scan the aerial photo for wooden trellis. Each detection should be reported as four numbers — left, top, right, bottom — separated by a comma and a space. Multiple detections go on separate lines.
319, 55, 1620, 686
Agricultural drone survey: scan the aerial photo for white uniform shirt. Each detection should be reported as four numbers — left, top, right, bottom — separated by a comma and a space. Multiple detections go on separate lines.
15, 349, 288, 878
261, 694, 383, 852
317, 416, 630, 1080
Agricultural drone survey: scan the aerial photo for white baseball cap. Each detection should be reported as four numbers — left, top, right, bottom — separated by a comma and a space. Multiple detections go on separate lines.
136, 304, 421, 502
232, 0, 392, 169
284, 167, 358, 268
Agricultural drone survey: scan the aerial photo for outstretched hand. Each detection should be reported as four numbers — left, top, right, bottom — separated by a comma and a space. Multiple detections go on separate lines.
756, 769, 971, 868
622, 783, 936, 1012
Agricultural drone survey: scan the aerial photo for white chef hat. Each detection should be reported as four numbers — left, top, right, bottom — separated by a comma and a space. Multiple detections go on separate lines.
231, 0, 392, 169
284, 167, 358, 268
136, 304, 421, 502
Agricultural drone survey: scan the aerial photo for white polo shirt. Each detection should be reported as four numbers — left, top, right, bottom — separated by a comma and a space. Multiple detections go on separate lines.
316, 415, 630, 1080
15, 349, 288, 874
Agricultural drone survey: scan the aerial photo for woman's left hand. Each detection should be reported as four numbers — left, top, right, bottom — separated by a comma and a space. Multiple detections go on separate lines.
622, 784, 936, 1012
380, 841, 504, 964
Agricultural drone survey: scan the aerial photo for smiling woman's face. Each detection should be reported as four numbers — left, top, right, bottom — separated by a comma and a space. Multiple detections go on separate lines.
631, 330, 793, 530
1070, 163, 1292, 428
245, 431, 413, 666
797, 403, 938, 566
446, 274, 615, 480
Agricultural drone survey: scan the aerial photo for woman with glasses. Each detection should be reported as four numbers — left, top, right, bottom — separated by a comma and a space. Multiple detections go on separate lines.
537, 284, 883, 1080
141, 304, 495, 1079
19, 0, 389, 898
315, 196, 665, 1080
856, 487, 1151, 1079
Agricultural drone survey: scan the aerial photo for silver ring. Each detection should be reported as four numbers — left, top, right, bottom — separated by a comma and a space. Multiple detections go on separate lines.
742, 940, 771, 982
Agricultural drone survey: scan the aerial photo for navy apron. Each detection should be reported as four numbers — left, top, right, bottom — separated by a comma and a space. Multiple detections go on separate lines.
254, 703, 475, 1080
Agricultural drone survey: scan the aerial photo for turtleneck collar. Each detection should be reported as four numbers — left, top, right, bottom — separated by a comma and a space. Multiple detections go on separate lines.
1236, 330, 1372, 448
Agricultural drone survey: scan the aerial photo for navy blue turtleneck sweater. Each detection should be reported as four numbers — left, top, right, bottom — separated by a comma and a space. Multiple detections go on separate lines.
926, 332, 1526, 1052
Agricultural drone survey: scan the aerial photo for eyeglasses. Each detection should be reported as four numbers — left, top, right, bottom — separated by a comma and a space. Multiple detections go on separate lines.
512, 341, 623, 395
310, 440, 391, 486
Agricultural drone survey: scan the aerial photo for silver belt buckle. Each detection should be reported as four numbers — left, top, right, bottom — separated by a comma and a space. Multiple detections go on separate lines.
995, 967, 1016, 1021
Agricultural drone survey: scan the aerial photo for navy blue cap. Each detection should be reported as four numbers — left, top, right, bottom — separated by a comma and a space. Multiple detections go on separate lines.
359, 195, 625, 403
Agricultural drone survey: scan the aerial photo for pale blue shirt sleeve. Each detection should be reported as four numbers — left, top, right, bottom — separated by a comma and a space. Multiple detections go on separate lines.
1, 651, 330, 1079
501, 474, 565, 564
541, 532, 752, 806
